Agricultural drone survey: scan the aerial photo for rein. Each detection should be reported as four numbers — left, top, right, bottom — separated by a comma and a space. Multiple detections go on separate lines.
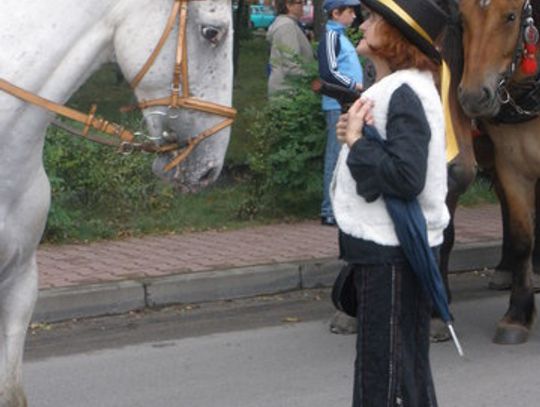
494, 0, 540, 123
0, 0, 236, 172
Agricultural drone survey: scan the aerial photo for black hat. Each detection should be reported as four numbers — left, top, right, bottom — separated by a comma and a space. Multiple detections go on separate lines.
362, 0, 449, 63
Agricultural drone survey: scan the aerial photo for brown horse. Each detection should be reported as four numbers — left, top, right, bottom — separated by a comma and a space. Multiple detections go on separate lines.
458, 0, 540, 344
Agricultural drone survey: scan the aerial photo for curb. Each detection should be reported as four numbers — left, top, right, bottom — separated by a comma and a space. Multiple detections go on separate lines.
32, 241, 501, 323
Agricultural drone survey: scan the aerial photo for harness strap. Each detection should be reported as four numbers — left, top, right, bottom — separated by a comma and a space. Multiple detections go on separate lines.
134, 96, 237, 118
493, 75, 540, 123
493, 0, 540, 124
498, 0, 532, 85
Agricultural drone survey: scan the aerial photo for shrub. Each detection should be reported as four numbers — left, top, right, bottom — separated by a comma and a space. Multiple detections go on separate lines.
43, 125, 174, 241
241, 62, 326, 217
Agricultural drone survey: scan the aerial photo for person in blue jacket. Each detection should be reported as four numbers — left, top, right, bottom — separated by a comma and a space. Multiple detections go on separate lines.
318, 0, 363, 226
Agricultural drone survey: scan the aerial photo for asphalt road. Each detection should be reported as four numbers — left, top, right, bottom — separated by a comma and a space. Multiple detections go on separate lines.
23, 273, 540, 407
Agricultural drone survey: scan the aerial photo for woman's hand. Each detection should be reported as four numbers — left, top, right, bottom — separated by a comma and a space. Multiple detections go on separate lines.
336, 98, 374, 147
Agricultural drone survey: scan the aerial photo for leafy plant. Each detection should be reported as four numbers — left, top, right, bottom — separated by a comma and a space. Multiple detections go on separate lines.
346, 26, 363, 46
42, 124, 173, 241
240, 60, 326, 217
457, 174, 497, 207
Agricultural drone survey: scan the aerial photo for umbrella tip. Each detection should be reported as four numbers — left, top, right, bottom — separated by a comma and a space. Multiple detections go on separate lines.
447, 323, 465, 357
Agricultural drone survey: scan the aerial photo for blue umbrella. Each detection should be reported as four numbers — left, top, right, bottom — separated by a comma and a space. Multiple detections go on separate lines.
363, 125, 464, 357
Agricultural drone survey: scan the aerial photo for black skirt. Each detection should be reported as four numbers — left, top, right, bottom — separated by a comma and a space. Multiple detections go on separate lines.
351, 261, 438, 407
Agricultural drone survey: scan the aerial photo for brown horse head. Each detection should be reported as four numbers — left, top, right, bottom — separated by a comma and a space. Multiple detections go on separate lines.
458, 0, 532, 117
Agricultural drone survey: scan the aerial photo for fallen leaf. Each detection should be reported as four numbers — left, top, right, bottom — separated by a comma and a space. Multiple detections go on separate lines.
283, 316, 301, 323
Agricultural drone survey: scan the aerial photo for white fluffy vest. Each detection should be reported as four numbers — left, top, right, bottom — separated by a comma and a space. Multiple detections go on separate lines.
330, 69, 450, 246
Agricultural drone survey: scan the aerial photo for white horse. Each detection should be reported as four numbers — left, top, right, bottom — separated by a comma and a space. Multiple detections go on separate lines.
0, 0, 234, 405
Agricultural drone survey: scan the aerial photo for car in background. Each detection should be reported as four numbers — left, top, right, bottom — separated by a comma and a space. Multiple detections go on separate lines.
299, 2, 314, 29
249, 5, 276, 30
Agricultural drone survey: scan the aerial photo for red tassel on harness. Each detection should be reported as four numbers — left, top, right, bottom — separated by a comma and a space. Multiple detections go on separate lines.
521, 43, 538, 75
521, 15, 539, 76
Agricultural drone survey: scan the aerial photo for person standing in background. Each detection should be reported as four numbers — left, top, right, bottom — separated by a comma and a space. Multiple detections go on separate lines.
267, 0, 314, 97
317, 0, 362, 226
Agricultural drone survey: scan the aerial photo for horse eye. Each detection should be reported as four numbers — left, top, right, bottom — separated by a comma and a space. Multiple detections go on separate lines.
201, 25, 223, 45
506, 12, 517, 22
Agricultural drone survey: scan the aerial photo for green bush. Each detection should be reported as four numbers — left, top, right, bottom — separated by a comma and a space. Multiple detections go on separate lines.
241, 64, 326, 217
43, 125, 174, 241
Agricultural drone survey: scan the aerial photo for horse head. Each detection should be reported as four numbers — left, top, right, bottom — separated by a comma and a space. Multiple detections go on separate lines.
113, 0, 234, 192
458, 0, 534, 118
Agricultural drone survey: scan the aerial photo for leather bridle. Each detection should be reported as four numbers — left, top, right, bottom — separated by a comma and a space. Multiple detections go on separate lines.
493, 0, 540, 123
0, 0, 237, 172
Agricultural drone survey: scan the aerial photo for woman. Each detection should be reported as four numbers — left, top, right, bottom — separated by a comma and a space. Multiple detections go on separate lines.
332, 0, 450, 405
266, 0, 314, 96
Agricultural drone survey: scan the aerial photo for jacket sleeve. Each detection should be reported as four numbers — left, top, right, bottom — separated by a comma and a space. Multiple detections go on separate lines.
346, 84, 431, 201
317, 30, 356, 90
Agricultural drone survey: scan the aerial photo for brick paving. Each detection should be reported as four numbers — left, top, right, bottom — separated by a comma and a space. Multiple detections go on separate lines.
36, 204, 502, 290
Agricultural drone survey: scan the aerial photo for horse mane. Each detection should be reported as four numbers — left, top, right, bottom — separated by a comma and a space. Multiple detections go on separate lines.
434, 0, 464, 88
532, 0, 540, 29
434, 0, 474, 171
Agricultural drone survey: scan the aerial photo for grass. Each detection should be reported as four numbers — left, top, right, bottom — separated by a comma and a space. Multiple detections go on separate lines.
227, 36, 270, 165
457, 175, 498, 207
47, 182, 268, 243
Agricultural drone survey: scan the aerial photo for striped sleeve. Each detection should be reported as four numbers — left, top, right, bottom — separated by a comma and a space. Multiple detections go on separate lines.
317, 30, 355, 89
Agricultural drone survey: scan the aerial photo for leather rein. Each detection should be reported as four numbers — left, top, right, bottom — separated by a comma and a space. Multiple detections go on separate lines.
0, 0, 237, 172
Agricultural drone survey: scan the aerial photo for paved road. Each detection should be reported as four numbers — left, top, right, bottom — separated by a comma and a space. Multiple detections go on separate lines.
24, 273, 540, 407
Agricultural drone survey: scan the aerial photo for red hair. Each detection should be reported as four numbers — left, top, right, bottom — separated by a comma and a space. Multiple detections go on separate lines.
370, 18, 439, 78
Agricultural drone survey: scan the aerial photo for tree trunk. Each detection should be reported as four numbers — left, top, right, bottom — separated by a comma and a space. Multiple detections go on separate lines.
233, 0, 250, 76
313, 0, 326, 40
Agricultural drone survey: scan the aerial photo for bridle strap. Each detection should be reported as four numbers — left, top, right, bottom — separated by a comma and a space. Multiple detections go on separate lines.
162, 117, 234, 171
177, 0, 190, 99
135, 96, 236, 118
130, 0, 182, 89
496, 0, 533, 99
126, 0, 236, 120
494, 0, 540, 123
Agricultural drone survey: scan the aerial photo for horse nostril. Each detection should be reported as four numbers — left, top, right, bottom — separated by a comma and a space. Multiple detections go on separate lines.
199, 166, 217, 183
481, 86, 493, 103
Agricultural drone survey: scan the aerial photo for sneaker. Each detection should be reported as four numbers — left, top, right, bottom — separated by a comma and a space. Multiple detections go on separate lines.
321, 215, 337, 226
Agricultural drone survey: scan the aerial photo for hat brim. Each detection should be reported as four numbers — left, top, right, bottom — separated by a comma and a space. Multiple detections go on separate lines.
362, 0, 442, 63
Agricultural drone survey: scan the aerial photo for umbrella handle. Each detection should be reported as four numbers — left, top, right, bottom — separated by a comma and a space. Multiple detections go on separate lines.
447, 323, 464, 357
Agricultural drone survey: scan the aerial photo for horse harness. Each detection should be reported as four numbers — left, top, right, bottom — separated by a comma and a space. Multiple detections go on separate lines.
0, 0, 236, 172
494, 0, 540, 124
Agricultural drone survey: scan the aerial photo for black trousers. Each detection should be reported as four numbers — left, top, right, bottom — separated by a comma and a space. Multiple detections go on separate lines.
352, 262, 438, 407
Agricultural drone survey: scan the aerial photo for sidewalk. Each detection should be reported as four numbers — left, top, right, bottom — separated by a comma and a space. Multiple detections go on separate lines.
33, 204, 503, 322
